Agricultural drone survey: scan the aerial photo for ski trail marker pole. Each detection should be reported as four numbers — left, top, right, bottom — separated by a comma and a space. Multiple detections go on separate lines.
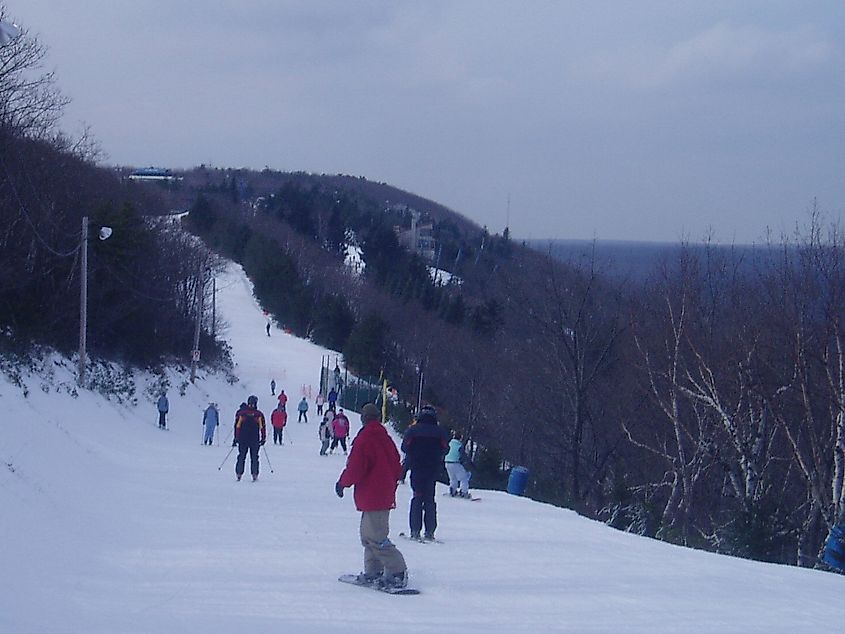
262, 445, 274, 473
217, 445, 236, 471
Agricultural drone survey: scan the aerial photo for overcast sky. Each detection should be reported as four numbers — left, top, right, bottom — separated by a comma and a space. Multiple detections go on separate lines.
12, 1, 845, 243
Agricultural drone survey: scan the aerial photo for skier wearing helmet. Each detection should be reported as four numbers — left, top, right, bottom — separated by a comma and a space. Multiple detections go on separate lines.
232, 395, 267, 481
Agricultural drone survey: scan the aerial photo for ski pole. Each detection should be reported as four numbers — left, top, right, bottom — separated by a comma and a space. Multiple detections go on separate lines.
262, 445, 274, 473
217, 445, 236, 471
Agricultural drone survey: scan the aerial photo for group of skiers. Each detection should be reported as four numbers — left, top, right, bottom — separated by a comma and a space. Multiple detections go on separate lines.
160, 380, 472, 591
336, 402, 473, 590
319, 407, 351, 455
188, 383, 336, 452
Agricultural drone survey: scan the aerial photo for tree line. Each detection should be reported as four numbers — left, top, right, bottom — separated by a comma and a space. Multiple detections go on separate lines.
0, 12, 224, 372
182, 167, 845, 569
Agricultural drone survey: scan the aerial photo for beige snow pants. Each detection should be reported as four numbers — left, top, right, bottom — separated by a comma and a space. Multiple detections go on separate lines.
360, 510, 406, 577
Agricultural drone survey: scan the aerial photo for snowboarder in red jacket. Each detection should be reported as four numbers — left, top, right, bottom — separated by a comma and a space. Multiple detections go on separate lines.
336, 403, 408, 589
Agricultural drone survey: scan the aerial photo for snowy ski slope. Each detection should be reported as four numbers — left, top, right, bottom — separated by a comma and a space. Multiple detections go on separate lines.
2, 262, 843, 633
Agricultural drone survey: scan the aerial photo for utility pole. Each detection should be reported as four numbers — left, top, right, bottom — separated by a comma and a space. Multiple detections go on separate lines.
416, 360, 425, 413
190, 262, 204, 383
211, 274, 216, 339
506, 193, 511, 232
78, 216, 88, 387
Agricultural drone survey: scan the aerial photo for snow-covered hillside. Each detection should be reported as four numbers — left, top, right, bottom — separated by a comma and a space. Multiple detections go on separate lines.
2, 263, 843, 633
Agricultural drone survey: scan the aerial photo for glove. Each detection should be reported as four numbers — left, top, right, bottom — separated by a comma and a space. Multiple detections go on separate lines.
335, 481, 345, 498
232, 440, 237, 447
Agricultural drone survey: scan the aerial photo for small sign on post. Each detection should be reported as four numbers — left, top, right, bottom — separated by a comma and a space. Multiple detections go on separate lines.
192, 349, 201, 362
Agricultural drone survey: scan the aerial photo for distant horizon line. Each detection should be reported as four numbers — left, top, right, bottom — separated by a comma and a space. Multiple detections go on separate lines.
520, 237, 768, 248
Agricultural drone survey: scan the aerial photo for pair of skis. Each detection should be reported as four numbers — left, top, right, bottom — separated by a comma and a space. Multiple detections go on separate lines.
443, 492, 482, 501
398, 532, 445, 544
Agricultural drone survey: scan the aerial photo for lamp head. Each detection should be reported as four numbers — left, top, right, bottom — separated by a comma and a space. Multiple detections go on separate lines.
0, 20, 21, 46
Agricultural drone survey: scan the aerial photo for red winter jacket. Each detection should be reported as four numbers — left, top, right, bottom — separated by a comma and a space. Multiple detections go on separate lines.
338, 422, 403, 512
331, 413, 350, 438
271, 409, 287, 429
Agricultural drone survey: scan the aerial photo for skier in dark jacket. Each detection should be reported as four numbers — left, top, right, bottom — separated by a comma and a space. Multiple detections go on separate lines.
157, 392, 169, 429
401, 405, 449, 541
232, 395, 267, 481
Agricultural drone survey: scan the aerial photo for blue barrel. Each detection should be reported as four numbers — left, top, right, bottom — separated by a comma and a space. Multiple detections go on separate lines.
507, 466, 530, 496
822, 523, 845, 571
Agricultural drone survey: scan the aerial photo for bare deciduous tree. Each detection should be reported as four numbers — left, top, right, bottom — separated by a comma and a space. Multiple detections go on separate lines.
0, 7, 69, 137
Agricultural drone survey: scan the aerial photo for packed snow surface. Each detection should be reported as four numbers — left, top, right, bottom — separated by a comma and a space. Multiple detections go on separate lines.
2, 263, 843, 633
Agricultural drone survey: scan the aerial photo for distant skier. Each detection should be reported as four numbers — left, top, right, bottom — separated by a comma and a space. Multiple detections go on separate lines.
315, 392, 325, 416
202, 402, 219, 445
327, 387, 338, 412
335, 403, 408, 589
319, 411, 332, 456
330, 408, 350, 455
333, 364, 342, 392
277, 389, 288, 410
445, 431, 472, 497
271, 403, 287, 445
270, 379, 276, 395
232, 395, 267, 481
266, 321, 271, 337
297, 396, 309, 423
401, 405, 449, 541
157, 392, 169, 429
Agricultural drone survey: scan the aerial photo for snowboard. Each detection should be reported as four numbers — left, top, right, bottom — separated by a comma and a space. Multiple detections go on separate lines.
338, 574, 420, 595
398, 532, 445, 544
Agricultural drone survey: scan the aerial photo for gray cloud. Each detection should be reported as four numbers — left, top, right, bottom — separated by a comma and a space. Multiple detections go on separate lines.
13, 0, 845, 243
579, 22, 841, 89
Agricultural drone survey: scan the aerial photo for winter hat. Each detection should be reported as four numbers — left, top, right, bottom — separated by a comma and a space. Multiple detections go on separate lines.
360, 403, 380, 423
418, 405, 437, 424
247, 395, 258, 407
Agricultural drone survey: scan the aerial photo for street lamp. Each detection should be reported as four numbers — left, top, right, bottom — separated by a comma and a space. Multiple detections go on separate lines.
78, 216, 112, 387
0, 19, 20, 46
190, 265, 209, 383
